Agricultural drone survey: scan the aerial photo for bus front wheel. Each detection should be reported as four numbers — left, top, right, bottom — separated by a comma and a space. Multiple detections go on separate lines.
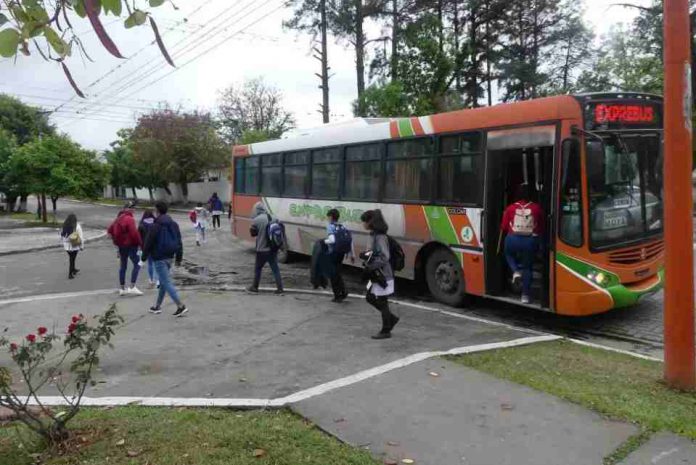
425, 248, 467, 307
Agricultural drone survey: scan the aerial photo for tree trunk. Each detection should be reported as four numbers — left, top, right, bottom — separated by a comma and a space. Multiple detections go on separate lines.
164, 185, 172, 196
437, 0, 444, 54
468, 9, 479, 107
181, 183, 189, 205
562, 36, 572, 93
530, 6, 539, 99
51, 196, 57, 214
6, 194, 17, 213
391, 0, 398, 82
320, 0, 330, 123
41, 193, 47, 223
354, 0, 366, 116
484, 0, 493, 106
131, 187, 137, 199
453, 0, 461, 92
19, 195, 28, 213
148, 187, 154, 201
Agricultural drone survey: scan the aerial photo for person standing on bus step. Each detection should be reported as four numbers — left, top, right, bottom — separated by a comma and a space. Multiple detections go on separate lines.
138, 209, 158, 288
142, 201, 188, 317
325, 208, 355, 302
209, 192, 224, 230
60, 213, 83, 280
107, 202, 144, 296
360, 210, 399, 339
500, 184, 545, 304
246, 201, 284, 295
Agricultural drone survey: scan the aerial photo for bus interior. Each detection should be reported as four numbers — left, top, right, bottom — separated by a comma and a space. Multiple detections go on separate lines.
484, 129, 554, 309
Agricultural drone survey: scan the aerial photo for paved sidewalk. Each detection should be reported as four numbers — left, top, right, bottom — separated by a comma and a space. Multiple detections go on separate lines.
0, 226, 106, 255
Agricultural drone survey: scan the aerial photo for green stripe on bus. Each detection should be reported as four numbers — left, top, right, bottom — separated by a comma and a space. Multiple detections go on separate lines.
398, 119, 414, 137
423, 206, 459, 245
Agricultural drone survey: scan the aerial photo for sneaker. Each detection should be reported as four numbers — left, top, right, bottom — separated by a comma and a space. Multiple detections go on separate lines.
73, 269, 80, 274
245, 286, 259, 294
173, 306, 188, 317
371, 332, 392, 340
128, 286, 144, 296
521, 295, 531, 304
149, 306, 162, 314
274, 289, 284, 295
118, 288, 127, 296
511, 271, 522, 286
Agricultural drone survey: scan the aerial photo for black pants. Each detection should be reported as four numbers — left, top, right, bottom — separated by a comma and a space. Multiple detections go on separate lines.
330, 253, 346, 299
253, 251, 283, 290
67, 251, 78, 276
366, 292, 397, 333
212, 215, 221, 228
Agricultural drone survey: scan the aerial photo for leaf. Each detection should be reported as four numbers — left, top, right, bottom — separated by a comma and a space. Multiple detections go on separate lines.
124, 10, 148, 28
252, 449, 266, 458
102, 0, 122, 16
126, 450, 140, 457
149, 0, 166, 6
84, 0, 123, 58
73, 0, 87, 18
61, 62, 86, 98
44, 27, 70, 57
115, 439, 125, 446
149, 17, 174, 67
0, 29, 20, 58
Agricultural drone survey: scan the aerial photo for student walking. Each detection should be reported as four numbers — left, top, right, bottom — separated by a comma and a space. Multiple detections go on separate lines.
325, 208, 354, 302
138, 209, 158, 288
209, 193, 224, 230
500, 184, 545, 304
246, 201, 284, 294
142, 201, 188, 317
360, 210, 399, 339
107, 202, 144, 296
60, 213, 83, 279
190, 203, 210, 246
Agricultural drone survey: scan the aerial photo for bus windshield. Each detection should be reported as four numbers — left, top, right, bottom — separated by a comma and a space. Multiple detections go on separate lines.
586, 132, 662, 249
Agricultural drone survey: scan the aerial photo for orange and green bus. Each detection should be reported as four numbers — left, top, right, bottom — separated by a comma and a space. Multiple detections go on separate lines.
230, 92, 664, 316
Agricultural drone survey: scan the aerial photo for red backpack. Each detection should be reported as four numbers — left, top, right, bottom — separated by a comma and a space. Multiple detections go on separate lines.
109, 214, 132, 247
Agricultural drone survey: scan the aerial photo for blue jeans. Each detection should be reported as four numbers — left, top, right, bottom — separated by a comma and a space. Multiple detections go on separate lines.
154, 259, 182, 307
118, 246, 141, 287
252, 251, 283, 289
147, 258, 155, 282
504, 234, 539, 297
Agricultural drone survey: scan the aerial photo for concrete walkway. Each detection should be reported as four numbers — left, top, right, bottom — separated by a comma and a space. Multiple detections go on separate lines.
0, 225, 105, 255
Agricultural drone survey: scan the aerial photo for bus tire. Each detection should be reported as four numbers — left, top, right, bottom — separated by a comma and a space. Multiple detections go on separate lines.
425, 248, 467, 307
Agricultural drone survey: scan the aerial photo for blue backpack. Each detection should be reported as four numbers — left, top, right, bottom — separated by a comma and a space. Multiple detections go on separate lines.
266, 214, 286, 251
156, 221, 180, 258
333, 224, 353, 254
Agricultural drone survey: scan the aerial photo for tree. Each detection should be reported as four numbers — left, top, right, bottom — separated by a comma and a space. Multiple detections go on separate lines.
354, 80, 412, 116
0, 128, 18, 211
216, 78, 296, 145
0, 0, 174, 96
5, 134, 107, 222
132, 108, 228, 204
0, 94, 54, 145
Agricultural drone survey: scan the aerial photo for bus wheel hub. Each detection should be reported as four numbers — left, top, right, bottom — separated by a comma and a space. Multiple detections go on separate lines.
435, 261, 458, 293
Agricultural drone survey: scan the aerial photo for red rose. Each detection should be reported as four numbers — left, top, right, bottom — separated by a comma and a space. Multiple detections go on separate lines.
9, 343, 17, 352
71, 315, 80, 323
26, 334, 36, 343
38, 327, 48, 336
68, 323, 77, 334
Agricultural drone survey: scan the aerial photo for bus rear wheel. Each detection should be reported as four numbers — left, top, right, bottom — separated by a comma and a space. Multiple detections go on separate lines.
425, 248, 467, 307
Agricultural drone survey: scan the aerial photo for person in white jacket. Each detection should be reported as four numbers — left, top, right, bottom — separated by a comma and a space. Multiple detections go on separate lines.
191, 203, 211, 246
60, 213, 84, 279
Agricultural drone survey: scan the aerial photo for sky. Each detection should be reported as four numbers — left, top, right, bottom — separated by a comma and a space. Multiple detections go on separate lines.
0, 0, 651, 151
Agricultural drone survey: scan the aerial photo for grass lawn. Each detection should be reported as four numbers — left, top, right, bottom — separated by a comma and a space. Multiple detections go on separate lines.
447, 340, 696, 440
0, 408, 379, 465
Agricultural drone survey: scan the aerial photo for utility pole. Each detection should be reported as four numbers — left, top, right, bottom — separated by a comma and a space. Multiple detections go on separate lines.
663, 0, 695, 390
314, 0, 330, 123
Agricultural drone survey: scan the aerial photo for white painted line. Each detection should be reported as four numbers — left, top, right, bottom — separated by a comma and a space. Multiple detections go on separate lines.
568, 338, 663, 362
0, 289, 116, 306
26, 335, 561, 408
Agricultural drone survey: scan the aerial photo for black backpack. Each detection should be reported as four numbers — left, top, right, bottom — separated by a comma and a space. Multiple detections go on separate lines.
156, 221, 180, 258
387, 236, 405, 272
333, 224, 353, 254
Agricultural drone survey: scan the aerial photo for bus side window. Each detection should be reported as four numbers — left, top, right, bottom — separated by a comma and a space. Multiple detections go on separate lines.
560, 139, 583, 247
245, 156, 260, 195
284, 151, 309, 198
385, 138, 434, 201
438, 132, 483, 205
234, 158, 245, 193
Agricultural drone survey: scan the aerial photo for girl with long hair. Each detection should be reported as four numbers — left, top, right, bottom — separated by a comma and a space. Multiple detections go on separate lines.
60, 213, 83, 279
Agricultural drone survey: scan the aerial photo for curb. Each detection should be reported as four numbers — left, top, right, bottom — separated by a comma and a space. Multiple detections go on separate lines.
0, 232, 108, 257
65, 198, 190, 213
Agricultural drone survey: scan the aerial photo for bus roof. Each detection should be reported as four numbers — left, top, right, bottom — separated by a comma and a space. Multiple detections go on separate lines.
232, 95, 584, 156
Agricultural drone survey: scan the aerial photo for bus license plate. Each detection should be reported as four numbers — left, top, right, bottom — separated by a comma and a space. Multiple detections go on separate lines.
603, 211, 628, 229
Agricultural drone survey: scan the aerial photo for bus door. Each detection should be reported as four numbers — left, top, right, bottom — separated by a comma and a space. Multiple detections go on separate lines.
483, 125, 557, 309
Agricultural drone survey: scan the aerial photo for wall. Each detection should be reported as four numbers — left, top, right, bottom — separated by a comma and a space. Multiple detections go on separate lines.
104, 179, 230, 205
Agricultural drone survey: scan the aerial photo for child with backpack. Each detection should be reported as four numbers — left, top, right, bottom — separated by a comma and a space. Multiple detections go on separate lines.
60, 213, 83, 280
359, 209, 401, 339
325, 208, 355, 302
141, 201, 188, 317
190, 203, 210, 246
500, 184, 545, 304
246, 201, 284, 295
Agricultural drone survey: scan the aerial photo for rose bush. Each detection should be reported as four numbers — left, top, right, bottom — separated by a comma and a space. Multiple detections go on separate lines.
0, 304, 122, 443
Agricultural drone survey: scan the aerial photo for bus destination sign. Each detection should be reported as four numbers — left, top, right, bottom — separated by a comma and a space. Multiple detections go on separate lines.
585, 101, 662, 130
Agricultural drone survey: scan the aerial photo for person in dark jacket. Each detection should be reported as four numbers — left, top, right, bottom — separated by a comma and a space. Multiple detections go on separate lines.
325, 208, 354, 302
360, 209, 399, 339
107, 202, 143, 296
141, 201, 188, 317
246, 201, 283, 294
138, 209, 157, 288
209, 192, 224, 230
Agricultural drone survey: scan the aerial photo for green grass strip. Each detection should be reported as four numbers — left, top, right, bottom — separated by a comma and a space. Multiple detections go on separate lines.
603, 429, 654, 465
